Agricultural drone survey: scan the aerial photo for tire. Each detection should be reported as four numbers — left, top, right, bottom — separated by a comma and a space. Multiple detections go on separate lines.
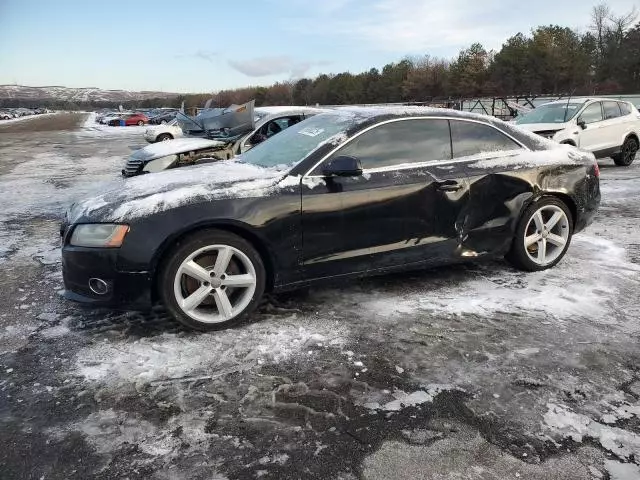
159, 230, 266, 331
612, 136, 638, 166
161, 120, 167, 124
137, 120, 144, 126
157, 133, 173, 142
506, 197, 573, 272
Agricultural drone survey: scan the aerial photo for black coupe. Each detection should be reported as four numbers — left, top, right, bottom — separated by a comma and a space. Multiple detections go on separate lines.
61, 107, 601, 330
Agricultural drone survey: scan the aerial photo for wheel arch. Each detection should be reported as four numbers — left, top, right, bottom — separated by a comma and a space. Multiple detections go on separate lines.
532, 192, 578, 228
149, 221, 277, 302
624, 132, 639, 146
560, 139, 576, 147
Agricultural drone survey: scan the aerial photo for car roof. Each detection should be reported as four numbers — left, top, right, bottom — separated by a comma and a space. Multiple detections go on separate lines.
254, 106, 328, 116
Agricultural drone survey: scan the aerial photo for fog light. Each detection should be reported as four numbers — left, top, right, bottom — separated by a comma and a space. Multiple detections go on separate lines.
88, 278, 109, 295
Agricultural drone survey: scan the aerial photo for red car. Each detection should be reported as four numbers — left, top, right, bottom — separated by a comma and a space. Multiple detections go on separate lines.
108, 113, 149, 127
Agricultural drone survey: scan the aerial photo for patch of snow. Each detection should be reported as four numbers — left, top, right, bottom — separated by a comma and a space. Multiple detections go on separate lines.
605, 460, 640, 480
467, 148, 580, 170
347, 234, 638, 323
361, 384, 457, 412
75, 318, 348, 387
543, 403, 640, 463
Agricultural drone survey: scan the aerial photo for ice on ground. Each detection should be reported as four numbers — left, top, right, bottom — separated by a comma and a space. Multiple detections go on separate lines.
359, 385, 458, 412
605, 460, 640, 480
75, 317, 348, 387
340, 234, 638, 324
543, 403, 640, 463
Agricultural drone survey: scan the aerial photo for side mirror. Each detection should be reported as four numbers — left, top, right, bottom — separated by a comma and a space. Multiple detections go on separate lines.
577, 119, 587, 130
322, 156, 363, 177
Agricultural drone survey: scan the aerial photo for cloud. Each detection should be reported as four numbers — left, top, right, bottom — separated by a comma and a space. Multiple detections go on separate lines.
175, 50, 218, 63
228, 56, 330, 78
278, 0, 640, 54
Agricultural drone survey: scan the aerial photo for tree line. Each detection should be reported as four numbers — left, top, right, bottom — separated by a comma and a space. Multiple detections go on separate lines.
4, 3, 639, 111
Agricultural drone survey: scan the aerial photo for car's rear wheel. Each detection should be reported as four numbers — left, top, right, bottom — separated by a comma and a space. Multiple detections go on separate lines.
161, 119, 167, 124
506, 197, 573, 271
157, 133, 173, 142
612, 136, 638, 166
159, 230, 266, 331
137, 120, 144, 126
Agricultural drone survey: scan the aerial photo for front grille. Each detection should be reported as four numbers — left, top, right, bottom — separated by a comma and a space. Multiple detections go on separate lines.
122, 157, 144, 177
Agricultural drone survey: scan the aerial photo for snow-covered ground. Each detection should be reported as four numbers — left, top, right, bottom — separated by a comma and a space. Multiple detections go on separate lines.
1, 122, 639, 479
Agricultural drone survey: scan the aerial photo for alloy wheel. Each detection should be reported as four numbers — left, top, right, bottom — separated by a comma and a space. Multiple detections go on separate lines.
623, 138, 638, 164
523, 205, 570, 266
173, 245, 257, 324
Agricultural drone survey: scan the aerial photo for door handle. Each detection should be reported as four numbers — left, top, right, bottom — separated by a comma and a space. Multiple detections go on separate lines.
435, 180, 463, 192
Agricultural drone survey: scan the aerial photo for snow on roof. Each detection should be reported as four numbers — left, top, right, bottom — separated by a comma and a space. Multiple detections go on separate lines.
254, 106, 328, 115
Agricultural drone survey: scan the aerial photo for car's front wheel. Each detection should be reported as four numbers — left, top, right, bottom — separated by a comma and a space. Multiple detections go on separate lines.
159, 230, 266, 331
137, 120, 144, 126
612, 136, 638, 166
506, 197, 573, 271
157, 133, 173, 142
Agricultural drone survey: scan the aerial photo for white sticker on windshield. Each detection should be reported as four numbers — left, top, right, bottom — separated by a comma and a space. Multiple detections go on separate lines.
299, 127, 325, 137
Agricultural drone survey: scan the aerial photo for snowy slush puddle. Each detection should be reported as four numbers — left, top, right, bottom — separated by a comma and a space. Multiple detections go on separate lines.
1, 114, 640, 479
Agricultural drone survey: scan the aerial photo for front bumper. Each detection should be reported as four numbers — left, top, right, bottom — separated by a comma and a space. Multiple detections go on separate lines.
62, 246, 153, 309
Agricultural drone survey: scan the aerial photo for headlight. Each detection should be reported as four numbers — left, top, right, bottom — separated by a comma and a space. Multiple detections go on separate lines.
70, 224, 129, 248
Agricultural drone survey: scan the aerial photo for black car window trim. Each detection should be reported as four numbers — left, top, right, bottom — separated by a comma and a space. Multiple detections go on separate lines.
302, 117, 528, 178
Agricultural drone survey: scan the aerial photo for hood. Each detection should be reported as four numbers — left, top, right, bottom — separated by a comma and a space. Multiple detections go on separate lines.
515, 122, 568, 133
130, 138, 226, 163
68, 161, 288, 223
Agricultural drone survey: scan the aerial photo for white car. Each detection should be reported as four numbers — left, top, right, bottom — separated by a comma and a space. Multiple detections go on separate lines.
515, 98, 640, 166
143, 119, 184, 143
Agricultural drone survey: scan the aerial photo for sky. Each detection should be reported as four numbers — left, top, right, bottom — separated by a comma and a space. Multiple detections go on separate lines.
0, 0, 638, 93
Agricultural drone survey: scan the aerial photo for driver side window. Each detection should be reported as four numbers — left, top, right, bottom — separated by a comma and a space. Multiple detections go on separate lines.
579, 102, 603, 124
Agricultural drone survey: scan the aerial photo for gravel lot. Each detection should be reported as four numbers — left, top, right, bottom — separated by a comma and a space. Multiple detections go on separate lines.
1, 113, 639, 479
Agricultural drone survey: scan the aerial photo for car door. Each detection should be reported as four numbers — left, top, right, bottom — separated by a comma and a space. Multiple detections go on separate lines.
600, 101, 624, 153
576, 102, 606, 152
299, 118, 471, 279
448, 119, 529, 255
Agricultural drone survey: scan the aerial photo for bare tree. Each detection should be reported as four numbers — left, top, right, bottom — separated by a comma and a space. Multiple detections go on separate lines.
591, 3, 612, 55
608, 6, 638, 42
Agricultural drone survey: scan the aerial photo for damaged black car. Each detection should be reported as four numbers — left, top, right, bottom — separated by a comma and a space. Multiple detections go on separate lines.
61, 107, 600, 331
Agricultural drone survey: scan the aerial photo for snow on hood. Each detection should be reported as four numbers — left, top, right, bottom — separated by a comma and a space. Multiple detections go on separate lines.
68, 161, 288, 223
132, 138, 225, 161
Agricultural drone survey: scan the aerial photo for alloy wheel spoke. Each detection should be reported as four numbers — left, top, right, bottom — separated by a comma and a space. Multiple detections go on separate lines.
533, 211, 544, 232
182, 260, 211, 283
181, 285, 211, 311
213, 289, 234, 319
222, 274, 255, 287
537, 239, 547, 263
545, 211, 563, 230
525, 233, 541, 247
213, 247, 233, 276
547, 233, 566, 247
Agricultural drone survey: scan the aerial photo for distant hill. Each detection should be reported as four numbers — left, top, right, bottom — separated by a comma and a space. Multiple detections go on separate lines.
0, 85, 181, 103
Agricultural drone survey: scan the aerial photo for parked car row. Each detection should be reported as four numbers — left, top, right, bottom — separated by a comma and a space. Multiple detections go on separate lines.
0, 107, 50, 120
95, 111, 149, 126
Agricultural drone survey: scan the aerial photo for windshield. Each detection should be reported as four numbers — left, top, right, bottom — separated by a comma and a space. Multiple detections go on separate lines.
516, 103, 582, 124
237, 113, 356, 168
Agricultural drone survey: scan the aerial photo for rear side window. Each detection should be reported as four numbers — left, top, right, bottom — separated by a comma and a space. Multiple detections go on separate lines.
603, 101, 622, 120
331, 119, 452, 170
450, 120, 521, 158
619, 102, 632, 116
579, 102, 603, 124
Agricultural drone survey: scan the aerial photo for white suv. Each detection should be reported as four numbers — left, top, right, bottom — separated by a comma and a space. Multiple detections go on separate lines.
515, 98, 640, 166
143, 119, 184, 143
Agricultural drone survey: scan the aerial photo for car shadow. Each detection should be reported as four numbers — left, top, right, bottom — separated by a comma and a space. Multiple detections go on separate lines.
65, 258, 514, 339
